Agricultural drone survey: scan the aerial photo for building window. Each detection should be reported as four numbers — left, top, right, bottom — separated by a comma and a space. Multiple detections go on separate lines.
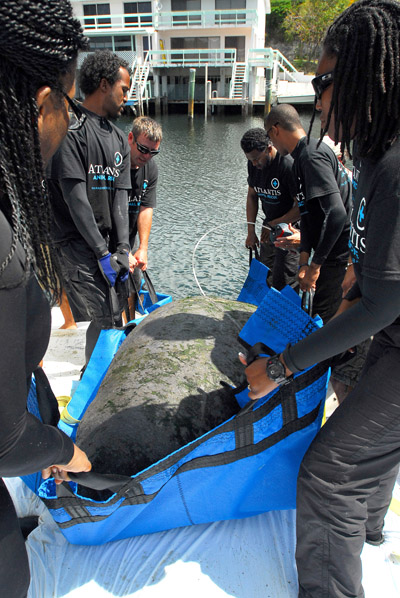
225, 35, 245, 61
114, 36, 135, 51
88, 35, 113, 51
124, 2, 153, 26
171, 37, 220, 62
83, 3, 111, 29
171, 0, 201, 26
215, 0, 246, 25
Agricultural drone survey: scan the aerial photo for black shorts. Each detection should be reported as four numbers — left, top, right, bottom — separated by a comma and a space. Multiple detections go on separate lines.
56, 238, 116, 325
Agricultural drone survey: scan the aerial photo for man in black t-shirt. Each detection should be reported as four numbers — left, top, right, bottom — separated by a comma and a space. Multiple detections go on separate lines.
47, 50, 132, 363
125, 116, 162, 318
240, 128, 300, 290
265, 104, 351, 322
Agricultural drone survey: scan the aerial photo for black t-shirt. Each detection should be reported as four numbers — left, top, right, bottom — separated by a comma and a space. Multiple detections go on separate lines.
129, 160, 158, 245
47, 106, 131, 241
0, 207, 74, 476
292, 136, 351, 263
350, 138, 400, 341
284, 137, 400, 372
349, 140, 400, 280
247, 153, 297, 223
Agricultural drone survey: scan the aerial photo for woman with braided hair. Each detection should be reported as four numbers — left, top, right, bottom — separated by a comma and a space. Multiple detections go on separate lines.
243, 1, 400, 595
0, 2, 91, 595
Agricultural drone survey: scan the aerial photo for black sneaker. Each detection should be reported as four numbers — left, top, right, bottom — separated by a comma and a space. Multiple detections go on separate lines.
366, 532, 385, 546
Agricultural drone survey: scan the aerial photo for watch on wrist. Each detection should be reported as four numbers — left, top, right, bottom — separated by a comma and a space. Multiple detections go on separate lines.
266, 354, 287, 386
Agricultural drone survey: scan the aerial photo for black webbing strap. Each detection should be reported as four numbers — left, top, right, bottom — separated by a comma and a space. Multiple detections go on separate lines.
248, 246, 260, 266
51, 361, 327, 508
142, 270, 158, 305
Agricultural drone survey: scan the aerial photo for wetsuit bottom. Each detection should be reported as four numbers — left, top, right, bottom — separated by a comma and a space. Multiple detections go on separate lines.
259, 242, 299, 291
312, 261, 347, 323
296, 333, 400, 598
0, 480, 30, 598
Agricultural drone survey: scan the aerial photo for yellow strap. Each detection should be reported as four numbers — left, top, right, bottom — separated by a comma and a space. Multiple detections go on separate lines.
60, 404, 81, 425
56, 395, 71, 409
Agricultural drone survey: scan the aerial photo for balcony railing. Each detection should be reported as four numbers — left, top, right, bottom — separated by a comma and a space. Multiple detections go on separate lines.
80, 12, 154, 31
156, 9, 257, 29
77, 9, 257, 32
150, 48, 237, 68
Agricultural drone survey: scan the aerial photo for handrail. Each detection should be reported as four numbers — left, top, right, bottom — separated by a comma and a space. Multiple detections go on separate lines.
273, 49, 298, 75
156, 9, 257, 28
79, 12, 154, 31
76, 9, 257, 32
150, 48, 236, 67
248, 48, 299, 82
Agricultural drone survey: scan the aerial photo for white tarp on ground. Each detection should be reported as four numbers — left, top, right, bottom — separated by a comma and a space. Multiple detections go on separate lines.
4, 476, 400, 598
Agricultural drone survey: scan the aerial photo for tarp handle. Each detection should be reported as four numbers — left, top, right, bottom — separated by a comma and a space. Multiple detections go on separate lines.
57, 471, 131, 495
248, 246, 260, 266
301, 289, 314, 316
142, 270, 157, 305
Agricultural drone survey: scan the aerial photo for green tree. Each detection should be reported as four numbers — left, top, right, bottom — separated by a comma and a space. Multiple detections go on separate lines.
283, 0, 351, 68
266, 0, 298, 41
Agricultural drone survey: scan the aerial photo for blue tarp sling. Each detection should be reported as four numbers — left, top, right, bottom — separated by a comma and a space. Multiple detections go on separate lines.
22, 262, 329, 546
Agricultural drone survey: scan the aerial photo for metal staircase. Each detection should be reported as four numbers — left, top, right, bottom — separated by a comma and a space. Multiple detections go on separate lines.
127, 54, 151, 106
229, 62, 247, 99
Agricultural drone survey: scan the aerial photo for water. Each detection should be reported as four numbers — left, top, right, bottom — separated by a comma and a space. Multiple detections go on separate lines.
118, 108, 320, 300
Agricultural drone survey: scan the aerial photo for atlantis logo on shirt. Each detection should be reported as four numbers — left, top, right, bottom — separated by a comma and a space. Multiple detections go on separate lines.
349, 196, 366, 261
271, 178, 280, 190
254, 181, 281, 201
114, 152, 123, 167
88, 163, 120, 181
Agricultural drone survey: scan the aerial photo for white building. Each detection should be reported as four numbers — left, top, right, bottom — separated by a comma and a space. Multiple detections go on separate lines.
70, 1, 312, 110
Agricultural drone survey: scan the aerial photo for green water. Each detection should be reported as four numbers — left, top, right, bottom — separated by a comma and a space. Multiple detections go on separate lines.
117, 109, 319, 300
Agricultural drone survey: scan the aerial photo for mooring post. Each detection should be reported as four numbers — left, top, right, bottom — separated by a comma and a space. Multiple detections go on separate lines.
188, 68, 196, 119
264, 48, 274, 116
207, 81, 212, 116
204, 63, 208, 119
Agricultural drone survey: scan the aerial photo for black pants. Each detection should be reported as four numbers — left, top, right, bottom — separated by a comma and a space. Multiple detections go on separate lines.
259, 242, 299, 291
312, 261, 347, 323
296, 332, 400, 598
0, 480, 30, 597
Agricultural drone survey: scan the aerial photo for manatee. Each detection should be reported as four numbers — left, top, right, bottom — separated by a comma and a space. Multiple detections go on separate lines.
76, 296, 255, 481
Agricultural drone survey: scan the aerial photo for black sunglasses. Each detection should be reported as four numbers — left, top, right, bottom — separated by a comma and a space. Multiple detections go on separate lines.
62, 92, 87, 130
311, 71, 334, 100
135, 139, 160, 156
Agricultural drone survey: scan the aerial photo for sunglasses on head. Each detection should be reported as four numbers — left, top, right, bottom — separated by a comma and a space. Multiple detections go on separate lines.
62, 92, 87, 130
135, 139, 160, 156
311, 71, 334, 100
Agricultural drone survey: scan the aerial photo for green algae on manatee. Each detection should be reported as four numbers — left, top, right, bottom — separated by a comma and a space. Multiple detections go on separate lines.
76, 296, 255, 478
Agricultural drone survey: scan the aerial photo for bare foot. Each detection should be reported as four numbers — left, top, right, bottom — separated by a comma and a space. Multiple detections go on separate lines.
59, 322, 78, 330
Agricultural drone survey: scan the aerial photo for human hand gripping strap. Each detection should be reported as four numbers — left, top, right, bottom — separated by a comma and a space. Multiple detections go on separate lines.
113, 250, 130, 283
98, 253, 121, 287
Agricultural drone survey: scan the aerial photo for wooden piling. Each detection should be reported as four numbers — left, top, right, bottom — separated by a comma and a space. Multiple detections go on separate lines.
188, 68, 196, 119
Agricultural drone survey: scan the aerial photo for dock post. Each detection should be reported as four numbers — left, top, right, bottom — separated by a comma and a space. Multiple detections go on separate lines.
204, 63, 208, 119
264, 48, 274, 116
207, 81, 212, 116
188, 68, 196, 119
154, 73, 161, 116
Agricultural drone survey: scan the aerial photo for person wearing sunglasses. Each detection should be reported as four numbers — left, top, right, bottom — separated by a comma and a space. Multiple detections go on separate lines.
244, 1, 400, 596
47, 50, 132, 365
123, 117, 162, 319
0, 2, 93, 596
264, 103, 351, 325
